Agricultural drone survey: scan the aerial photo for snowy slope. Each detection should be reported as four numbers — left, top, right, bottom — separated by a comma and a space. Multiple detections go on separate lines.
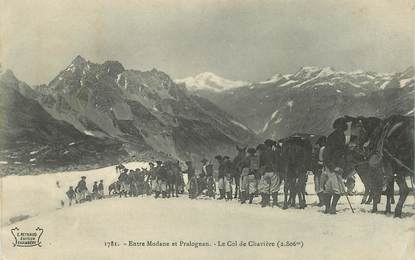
175, 72, 249, 92
1, 163, 414, 260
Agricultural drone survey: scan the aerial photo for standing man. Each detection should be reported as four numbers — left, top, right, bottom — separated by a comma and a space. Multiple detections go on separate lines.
118, 168, 129, 198
198, 158, 208, 194
247, 148, 260, 204
185, 161, 198, 199
147, 162, 156, 195
321, 118, 348, 214
205, 160, 216, 198
313, 136, 326, 206
258, 139, 281, 207
154, 160, 163, 198
66, 186, 76, 206
215, 155, 226, 200
75, 176, 88, 203
92, 181, 99, 200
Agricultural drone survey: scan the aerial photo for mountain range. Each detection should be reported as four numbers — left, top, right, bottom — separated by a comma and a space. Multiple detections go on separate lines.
179, 66, 414, 139
0, 57, 257, 174
1, 58, 413, 175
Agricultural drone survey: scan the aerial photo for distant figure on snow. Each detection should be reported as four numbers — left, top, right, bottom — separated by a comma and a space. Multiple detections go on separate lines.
66, 186, 76, 206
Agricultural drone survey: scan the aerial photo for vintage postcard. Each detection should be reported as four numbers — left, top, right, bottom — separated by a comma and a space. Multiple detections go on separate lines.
0, 0, 414, 259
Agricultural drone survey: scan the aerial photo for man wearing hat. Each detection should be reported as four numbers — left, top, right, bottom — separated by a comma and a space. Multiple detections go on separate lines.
321, 118, 348, 214
98, 180, 104, 199
147, 162, 157, 195
75, 176, 88, 203
118, 168, 130, 198
215, 155, 226, 199
258, 139, 281, 207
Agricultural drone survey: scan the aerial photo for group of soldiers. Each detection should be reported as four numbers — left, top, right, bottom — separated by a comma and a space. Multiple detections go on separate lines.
63, 118, 360, 215
65, 176, 104, 206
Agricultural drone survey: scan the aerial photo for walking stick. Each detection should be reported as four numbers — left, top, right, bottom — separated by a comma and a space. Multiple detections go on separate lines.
345, 193, 355, 213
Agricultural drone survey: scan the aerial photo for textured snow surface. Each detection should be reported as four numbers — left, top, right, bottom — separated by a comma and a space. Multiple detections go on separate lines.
1, 163, 414, 260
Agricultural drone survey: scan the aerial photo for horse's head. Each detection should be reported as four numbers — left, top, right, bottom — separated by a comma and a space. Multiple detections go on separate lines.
235, 145, 247, 161
343, 116, 382, 148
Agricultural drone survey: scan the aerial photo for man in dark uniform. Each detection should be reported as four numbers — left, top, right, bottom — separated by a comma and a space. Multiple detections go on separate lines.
75, 176, 88, 203
198, 158, 208, 194
321, 118, 348, 214
118, 168, 129, 198
158, 162, 168, 198
205, 160, 216, 198
153, 160, 163, 198
215, 155, 226, 200
147, 162, 156, 195
312, 136, 326, 206
98, 180, 104, 199
185, 161, 198, 199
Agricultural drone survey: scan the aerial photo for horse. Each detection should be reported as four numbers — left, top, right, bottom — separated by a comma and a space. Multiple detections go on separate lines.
231, 145, 247, 199
343, 146, 395, 213
344, 115, 414, 217
165, 161, 182, 198
280, 136, 312, 209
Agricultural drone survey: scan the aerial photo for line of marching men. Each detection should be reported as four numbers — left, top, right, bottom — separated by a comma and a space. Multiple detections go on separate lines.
64, 134, 346, 214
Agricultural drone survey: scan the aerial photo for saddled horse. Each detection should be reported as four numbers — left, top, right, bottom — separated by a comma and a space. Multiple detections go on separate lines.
344, 115, 414, 217
343, 145, 395, 211
280, 136, 312, 209
232, 146, 247, 199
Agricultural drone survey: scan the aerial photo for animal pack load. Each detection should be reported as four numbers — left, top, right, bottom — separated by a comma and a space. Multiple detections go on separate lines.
249, 155, 260, 170
206, 164, 214, 176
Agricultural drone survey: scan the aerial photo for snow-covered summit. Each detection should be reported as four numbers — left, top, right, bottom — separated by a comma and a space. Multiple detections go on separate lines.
175, 72, 249, 92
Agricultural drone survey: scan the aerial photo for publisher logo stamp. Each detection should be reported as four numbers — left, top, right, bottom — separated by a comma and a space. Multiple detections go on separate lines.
11, 227, 44, 247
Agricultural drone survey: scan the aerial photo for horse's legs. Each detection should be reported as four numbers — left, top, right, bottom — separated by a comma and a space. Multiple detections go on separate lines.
390, 182, 395, 204
385, 180, 394, 214
289, 179, 296, 207
361, 175, 370, 204
234, 177, 239, 199
283, 178, 289, 209
394, 174, 410, 218
371, 192, 379, 213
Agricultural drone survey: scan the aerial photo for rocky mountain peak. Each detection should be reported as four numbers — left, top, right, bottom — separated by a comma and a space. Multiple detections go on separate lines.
102, 60, 125, 77
70, 55, 88, 68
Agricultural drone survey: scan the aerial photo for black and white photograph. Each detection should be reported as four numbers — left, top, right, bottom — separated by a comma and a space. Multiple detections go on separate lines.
0, 0, 414, 259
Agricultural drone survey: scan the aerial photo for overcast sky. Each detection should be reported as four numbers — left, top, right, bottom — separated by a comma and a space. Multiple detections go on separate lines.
1, 0, 414, 85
